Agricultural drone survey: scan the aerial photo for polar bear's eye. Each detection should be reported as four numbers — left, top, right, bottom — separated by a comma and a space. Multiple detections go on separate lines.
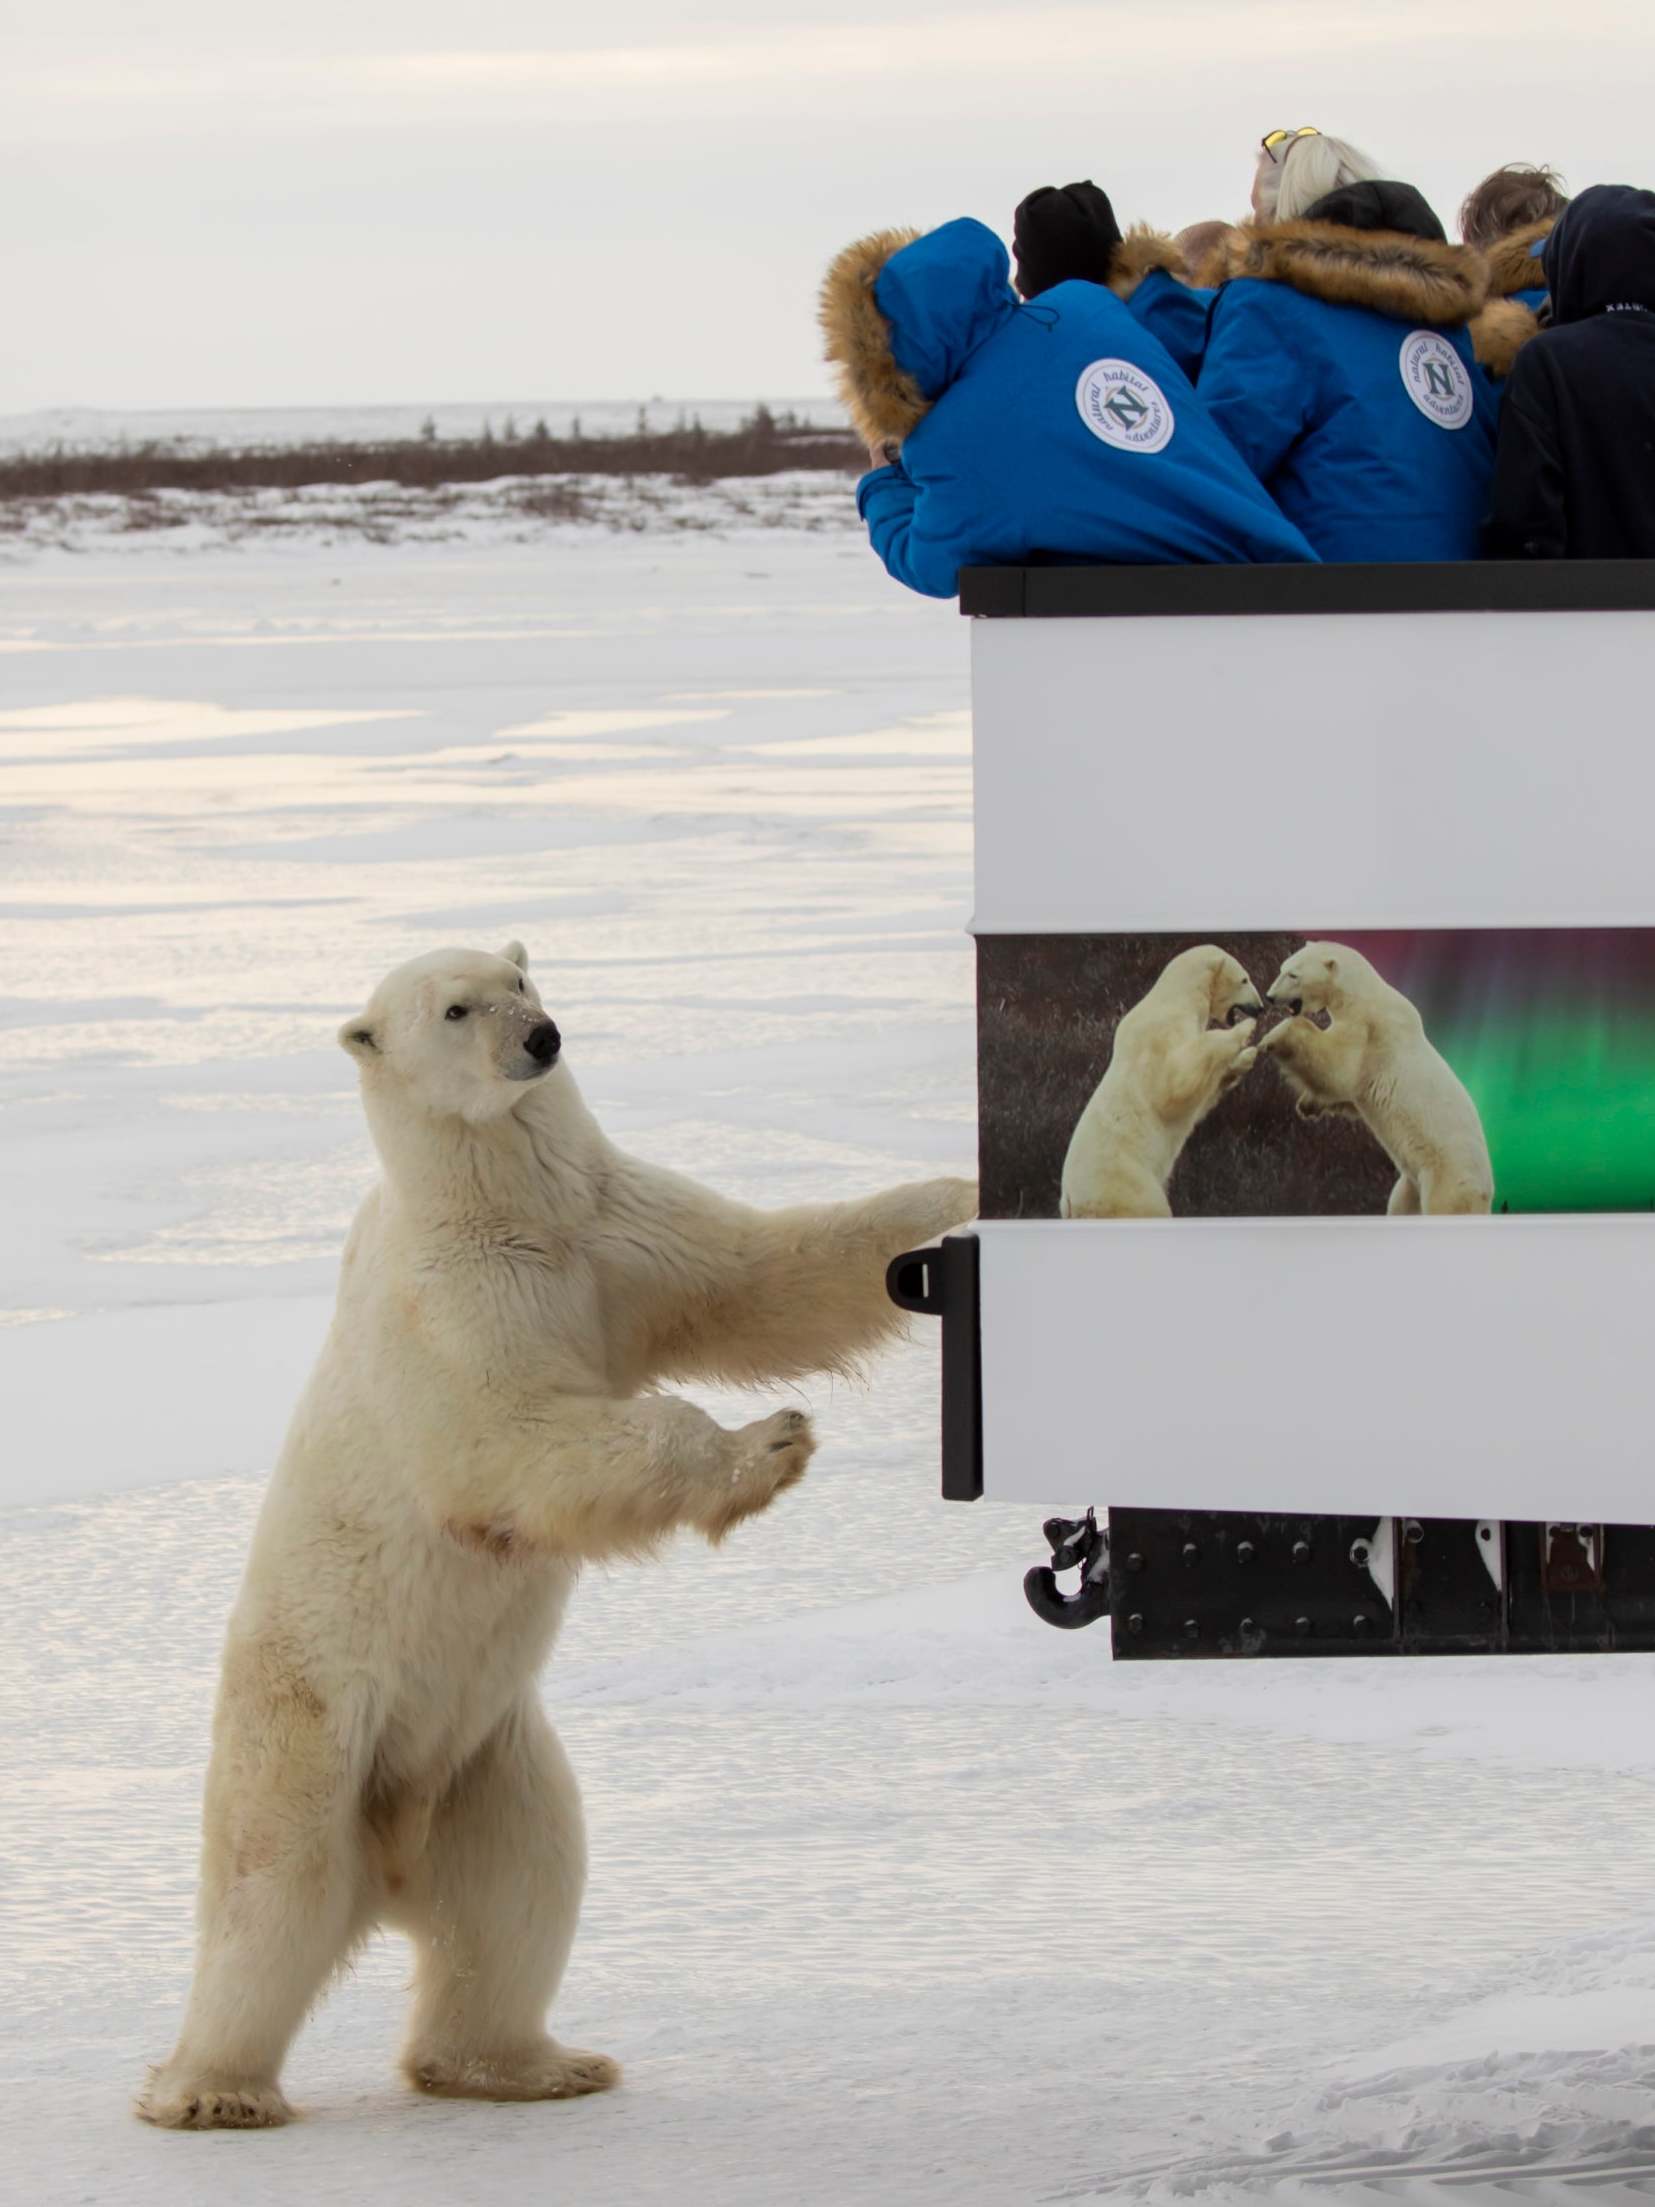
445, 1004, 469, 1022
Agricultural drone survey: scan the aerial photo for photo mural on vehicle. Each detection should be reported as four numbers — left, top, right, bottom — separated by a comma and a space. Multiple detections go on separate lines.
977, 930, 1655, 1219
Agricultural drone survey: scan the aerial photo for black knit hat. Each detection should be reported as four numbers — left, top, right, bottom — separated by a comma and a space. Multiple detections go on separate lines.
1013, 180, 1123, 300
1300, 179, 1447, 243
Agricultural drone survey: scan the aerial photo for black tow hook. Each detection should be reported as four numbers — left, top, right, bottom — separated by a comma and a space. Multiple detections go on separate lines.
1024, 1508, 1112, 1630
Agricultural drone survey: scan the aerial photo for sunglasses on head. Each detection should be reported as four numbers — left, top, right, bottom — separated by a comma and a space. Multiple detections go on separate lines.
1261, 126, 1321, 162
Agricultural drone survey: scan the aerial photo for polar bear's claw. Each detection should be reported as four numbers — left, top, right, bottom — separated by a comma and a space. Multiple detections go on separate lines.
137, 2075, 294, 2129
406, 2041, 621, 2102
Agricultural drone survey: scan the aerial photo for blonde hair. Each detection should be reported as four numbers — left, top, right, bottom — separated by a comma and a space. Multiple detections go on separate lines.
1255, 134, 1383, 223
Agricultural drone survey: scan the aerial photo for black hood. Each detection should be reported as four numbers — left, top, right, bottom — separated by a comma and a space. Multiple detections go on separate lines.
1300, 179, 1446, 243
1542, 183, 1655, 322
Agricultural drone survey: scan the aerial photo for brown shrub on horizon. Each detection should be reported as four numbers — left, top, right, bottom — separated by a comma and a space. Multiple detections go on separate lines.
0, 409, 861, 502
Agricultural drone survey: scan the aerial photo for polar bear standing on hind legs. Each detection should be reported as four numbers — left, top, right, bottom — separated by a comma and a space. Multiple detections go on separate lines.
1261, 940, 1493, 1215
139, 942, 976, 2132
1060, 944, 1263, 1218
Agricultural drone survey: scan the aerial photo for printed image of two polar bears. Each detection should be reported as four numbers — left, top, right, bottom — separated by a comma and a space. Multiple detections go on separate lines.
1059, 941, 1494, 1220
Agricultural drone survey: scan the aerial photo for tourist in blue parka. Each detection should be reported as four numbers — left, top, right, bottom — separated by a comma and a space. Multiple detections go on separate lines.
1460, 162, 1567, 318
1199, 180, 1501, 561
818, 217, 1316, 600
1456, 163, 1569, 381
1011, 180, 1214, 380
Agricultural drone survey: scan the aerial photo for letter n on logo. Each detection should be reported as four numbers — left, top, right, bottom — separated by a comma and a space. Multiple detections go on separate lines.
1423, 359, 1456, 401
1103, 385, 1149, 431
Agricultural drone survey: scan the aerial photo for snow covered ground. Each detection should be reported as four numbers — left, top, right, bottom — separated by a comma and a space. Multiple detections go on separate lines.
6, 501, 1655, 2203
0, 468, 856, 559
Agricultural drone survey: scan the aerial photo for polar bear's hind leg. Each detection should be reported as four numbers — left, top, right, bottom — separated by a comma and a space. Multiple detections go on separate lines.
392, 1697, 620, 2104
1387, 1174, 1422, 1215
138, 1710, 365, 2129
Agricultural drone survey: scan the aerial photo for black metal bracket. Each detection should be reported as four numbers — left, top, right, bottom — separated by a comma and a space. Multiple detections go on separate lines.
886, 1234, 983, 1500
1023, 1509, 1112, 1629
1095, 1511, 1655, 1657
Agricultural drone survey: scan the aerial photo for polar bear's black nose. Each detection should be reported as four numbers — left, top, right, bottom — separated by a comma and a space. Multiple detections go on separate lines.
524, 1020, 561, 1066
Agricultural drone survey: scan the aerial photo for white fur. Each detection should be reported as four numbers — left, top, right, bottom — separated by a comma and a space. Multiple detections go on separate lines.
139, 944, 976, 2130
1261, 940, 1493, 1215
1060, 945, 1262, 1219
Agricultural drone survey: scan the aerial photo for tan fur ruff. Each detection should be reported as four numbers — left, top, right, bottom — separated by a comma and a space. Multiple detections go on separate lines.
818, 226, 928, 448
1107, 227, 1190, 302
1469, 296, 1541, 377
1483, 220, 1554, 298
1218, 219, 1489, 327
1186, 236, 1239, 289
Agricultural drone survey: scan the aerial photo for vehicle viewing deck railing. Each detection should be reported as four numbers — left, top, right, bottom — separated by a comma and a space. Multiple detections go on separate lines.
959, 559, 1655, 619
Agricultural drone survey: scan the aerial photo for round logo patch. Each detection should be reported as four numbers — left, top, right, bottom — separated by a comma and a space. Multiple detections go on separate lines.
1398, 331, 1474, 430
1075, 359, 1175, 454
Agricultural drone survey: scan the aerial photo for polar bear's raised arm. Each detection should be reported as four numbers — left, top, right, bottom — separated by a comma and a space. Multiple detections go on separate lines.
596, 1160, 978, 1389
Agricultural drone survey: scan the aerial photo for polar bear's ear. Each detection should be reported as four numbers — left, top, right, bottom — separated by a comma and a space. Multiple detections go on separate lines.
338, 1017, 379, 1059
500, 940, 529, 974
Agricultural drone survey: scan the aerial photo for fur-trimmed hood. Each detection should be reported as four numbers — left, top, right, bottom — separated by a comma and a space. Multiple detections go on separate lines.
1483, 219, 1554, 298
1217, 218, 1488, 328
1183, 229, 1243, 289
1469, 296, 1540, 378
1107, 227, 1191, 303
820, 218, 1015, 448
820, 226, 927, 449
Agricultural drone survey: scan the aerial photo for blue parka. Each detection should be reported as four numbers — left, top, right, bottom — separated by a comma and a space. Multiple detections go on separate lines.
821, 218, 1315, 600
1111, 233, 1217, 380
1199, 186, 1499, 562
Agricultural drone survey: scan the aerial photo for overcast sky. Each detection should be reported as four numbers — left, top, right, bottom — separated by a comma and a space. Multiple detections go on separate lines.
5, 1, 1650, 411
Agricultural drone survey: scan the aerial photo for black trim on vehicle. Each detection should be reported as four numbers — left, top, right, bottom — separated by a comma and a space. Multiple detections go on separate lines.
959, 561, 1655, 620
886, 1233, 983, 1501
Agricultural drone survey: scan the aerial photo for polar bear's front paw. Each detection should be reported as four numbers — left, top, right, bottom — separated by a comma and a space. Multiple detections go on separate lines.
1221, 1043, 1259, 1091
905, 1174, 979, 1238
406, 2038, 621, 2102
137, 2070, 294, 2130
703, 1408, 816, 1542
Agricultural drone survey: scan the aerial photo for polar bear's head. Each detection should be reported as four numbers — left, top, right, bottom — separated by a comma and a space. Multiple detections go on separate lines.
1267, 941, 1370, 1016
1157, 944, 1263, 1026
339, 942, 561, 1122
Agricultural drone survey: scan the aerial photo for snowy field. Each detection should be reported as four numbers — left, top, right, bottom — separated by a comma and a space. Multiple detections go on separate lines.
0, 468, 854, 560
6, 489, 1655, 2203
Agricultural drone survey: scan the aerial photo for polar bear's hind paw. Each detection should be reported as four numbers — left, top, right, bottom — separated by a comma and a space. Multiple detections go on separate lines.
137, 2074, 294, 2129
407, 2040, 621, 2102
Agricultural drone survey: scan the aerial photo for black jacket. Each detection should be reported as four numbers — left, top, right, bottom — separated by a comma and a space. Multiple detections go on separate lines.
1488, 183, 1655, 558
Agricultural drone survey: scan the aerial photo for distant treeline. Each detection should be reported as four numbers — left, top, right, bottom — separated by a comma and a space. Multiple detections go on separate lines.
0, 406, 861, 499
